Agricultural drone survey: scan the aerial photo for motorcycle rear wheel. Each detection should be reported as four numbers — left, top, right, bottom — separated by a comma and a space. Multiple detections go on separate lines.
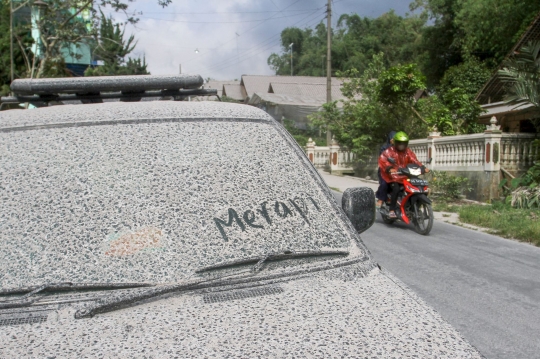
413, 202, 433, 235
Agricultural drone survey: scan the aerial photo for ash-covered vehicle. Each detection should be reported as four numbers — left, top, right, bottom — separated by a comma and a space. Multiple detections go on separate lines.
0, 75, 482, 358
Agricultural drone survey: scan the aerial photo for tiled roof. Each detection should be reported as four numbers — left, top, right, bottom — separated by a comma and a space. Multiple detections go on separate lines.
240, 75, 343, 99
476, 12, 540, 104
203, 80, 239, 97
222, 84, 246, 101
268, 82, 346, 102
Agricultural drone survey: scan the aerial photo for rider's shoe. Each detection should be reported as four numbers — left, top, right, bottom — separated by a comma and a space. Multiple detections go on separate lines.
389, 210, 397, 219
376, 200, 383, 209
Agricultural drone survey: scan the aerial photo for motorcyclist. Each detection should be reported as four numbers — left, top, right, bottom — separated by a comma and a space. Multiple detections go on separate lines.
378, 131, 428, 219
376, 131, 397, 209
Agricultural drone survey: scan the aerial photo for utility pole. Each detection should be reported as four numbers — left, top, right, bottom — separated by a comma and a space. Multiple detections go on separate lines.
289, 43, 294, 76
326, 0, 332, 144
10, 0, 14, 84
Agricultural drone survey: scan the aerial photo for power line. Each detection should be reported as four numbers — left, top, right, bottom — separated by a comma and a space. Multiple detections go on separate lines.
137, 11, 316, 24
179, 0, 307, 66
190, 5, 327, 72
200, 11, 327, 75
139, 9, 321, 15
197, 9, 325, 73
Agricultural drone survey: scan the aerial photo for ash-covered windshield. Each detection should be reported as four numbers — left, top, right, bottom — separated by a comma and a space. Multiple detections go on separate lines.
0, 119, 359, 288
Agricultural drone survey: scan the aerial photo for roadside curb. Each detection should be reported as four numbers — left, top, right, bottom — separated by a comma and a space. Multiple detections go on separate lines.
433, 211, 492, 233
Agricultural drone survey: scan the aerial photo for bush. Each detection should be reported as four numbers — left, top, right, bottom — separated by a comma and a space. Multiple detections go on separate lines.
430, 171, 471, 199
502, 140, 540, 209
511, 186, 540, 209
282, 118, 326, 147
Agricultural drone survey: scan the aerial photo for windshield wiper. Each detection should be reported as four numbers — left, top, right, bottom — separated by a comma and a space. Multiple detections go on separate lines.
0, 282, 154, 309
75, 271, 250, 319
74, 250, 349, 319
196, 250, 350, 274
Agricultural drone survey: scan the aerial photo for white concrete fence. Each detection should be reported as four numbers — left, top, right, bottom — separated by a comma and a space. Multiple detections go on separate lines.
336, 117, 537, 176
408, 122, 537, 175
305, 138, 356, 175
304, 117, 537, 199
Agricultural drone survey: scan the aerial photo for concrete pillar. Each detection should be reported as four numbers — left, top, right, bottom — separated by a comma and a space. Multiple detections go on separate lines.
329, 137, 340, 174
483, 116, 503, 200
306, 137, 315, 164
484, 116, 502, 172
427, 128, 441, 170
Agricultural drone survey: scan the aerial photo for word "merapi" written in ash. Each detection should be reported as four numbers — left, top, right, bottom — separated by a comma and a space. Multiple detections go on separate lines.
213, 196, 321, 241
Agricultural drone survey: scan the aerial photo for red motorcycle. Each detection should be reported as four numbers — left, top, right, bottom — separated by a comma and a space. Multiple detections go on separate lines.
379, 160, 433, 235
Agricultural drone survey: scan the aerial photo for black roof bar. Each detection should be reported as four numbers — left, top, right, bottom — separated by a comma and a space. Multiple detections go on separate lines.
10, 74, 204, 95
0, 74, 221, 106
1, 88, 218, 105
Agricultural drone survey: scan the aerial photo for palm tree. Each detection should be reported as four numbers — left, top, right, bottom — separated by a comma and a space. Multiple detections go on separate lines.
498, 41, 540, 110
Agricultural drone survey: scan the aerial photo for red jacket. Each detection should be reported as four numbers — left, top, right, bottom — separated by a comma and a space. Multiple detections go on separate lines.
378, 146, 423, 183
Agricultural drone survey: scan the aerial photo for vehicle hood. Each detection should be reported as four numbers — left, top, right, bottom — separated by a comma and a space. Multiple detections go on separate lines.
0, 265, 483, 358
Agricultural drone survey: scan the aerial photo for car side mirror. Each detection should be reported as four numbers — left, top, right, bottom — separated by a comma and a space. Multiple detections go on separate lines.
342, 187, 375, 234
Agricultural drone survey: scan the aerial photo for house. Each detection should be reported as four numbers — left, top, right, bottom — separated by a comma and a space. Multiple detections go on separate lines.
476, 12, 540, 133
232, 75, 345, 128
221, 83, 245, 102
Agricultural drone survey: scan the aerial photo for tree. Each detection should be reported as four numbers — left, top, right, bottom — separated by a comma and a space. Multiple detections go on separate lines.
409, 0, 464, 87
0, 0, 34, 94
416, 56, 489, 135
416, 89, 485, 135
498, 41, 540, 194
410, 0, 540, 86
267, 11, 426, 77
84, 10, 148, 76
7, 0, 166, 80
310, 54, 428, 159
499, 41, 540, 130
454, 0, 540, 67
268, 26, 307, 75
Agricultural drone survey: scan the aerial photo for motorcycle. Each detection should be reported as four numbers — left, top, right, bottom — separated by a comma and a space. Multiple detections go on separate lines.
379, 159, 434, 235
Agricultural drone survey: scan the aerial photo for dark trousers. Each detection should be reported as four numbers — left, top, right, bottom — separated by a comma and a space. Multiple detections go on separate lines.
375, 169, 389, 201
389, 182, 401, 211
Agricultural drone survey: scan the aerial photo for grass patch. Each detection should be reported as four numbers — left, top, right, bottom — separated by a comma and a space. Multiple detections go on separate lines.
329, 186, 342, 193
432, 199, 461, 213
458, 202, 540, 246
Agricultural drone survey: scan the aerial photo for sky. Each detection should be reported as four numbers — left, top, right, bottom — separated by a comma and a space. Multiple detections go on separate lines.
101, 0, 412, 80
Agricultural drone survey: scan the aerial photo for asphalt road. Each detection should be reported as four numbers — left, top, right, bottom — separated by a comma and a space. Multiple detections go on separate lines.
332, 190, 540, 359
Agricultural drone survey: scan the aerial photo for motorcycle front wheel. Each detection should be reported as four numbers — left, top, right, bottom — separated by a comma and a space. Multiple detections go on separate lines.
381, 213, 395, 225
413, 202, 433, 235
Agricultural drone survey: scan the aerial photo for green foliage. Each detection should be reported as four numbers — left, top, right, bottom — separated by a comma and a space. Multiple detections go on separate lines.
417, 86, 484, 135
431, 170, 471, 199
438, 57, 491, 97
268, 0, 538, 88
511, 187, 540, 209
454, 0, 540, 68
458, 201, 540, 245
506, 140, 540, 208
499, 41, 540, 112
409, 0, 464, 87
221, 96, 241, 103
0, 0, 34, 88
84, 10, 147, 76
377, 63, 426, 104
0, 84, 9, 96
282, 118, 326, 147
268, 11, 425, 77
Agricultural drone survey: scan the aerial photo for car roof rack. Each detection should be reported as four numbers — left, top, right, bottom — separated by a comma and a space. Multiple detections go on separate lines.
0, 74, 219, 108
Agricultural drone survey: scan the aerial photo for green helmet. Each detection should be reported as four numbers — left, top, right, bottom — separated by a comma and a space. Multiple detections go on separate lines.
393, 131, 409, 151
